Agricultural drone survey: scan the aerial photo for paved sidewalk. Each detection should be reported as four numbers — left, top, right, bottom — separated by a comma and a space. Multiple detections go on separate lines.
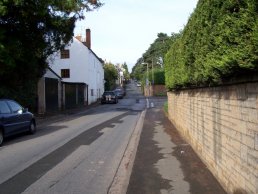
127, 99, 226, 194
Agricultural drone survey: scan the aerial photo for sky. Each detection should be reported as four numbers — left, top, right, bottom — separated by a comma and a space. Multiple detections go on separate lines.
74, 0, 199, 72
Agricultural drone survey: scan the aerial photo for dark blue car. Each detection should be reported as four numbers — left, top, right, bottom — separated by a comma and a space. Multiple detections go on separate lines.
113, 89, 124, 99
0, 99, 36, 146
101, 91, 118, 104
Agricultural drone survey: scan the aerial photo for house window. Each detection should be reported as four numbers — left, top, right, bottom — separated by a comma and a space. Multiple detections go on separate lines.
60, 49, 70, 59
61, 69, 70, 78
91, 89, 94, 96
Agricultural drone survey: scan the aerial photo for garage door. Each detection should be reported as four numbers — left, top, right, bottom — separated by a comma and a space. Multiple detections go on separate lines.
45, 78, 59, 112
65, 84, 76, 108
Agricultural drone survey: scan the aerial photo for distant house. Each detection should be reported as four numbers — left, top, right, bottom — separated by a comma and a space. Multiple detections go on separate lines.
38, 29, 104, 114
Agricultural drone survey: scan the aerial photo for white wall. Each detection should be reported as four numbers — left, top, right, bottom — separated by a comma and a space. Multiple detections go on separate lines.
48, 37, 104, 105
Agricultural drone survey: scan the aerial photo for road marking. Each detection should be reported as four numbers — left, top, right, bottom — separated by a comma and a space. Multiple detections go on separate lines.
146, 98, 154, 108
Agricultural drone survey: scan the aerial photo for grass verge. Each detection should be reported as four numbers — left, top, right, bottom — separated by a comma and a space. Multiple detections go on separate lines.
163, 101, 168, 114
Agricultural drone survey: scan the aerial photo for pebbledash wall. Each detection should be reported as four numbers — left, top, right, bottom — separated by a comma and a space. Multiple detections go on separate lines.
167, 80, 258, 194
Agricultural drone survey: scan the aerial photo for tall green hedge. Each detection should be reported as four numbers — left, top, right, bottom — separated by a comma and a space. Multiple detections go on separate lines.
141, 68, 165, 86
165, 0, 258, 90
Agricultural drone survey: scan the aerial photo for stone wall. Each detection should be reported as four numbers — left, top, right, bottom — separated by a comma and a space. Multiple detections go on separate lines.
167, 82, 258, 194
144, 85, 166, 96
153, 85, 167, 96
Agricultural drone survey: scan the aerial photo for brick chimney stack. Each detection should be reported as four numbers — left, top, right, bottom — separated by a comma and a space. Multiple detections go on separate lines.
86, 29, 91, 49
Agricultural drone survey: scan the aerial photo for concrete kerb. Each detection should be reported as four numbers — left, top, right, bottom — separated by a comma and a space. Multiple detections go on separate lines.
107, 109, 146, 194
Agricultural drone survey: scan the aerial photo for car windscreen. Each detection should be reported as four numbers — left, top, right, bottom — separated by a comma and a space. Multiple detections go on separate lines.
7, 100, 22, 113
0, 101, 11, 114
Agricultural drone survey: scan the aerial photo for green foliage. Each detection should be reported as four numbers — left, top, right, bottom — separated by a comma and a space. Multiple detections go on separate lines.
141, 68, 165, 86
155, 92, 166, 97
165, 0, 258, 90
104, 63, 118, 91
142, 33, 173, 67
153, 68, 165, 85
131, 61, 146, 81
163, 101, 168, 114
0, 0, 103, 109
122, 62, 130, 81
131, 32, 180, 80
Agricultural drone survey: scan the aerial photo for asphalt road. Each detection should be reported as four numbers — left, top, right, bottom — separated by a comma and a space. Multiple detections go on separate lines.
0, 82, 145, 194
0, 82, 226, 194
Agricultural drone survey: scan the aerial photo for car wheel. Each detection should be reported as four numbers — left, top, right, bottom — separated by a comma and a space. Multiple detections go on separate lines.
29, 121, 36, 134
0, 129, 3, 146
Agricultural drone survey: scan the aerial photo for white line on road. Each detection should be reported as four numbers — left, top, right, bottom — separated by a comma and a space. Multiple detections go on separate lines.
146, 98, 154, 108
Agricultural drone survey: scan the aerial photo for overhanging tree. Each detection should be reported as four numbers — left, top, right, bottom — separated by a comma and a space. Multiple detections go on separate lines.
0, 0, 103, 109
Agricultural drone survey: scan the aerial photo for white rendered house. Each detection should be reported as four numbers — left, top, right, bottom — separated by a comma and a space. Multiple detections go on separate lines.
48, 29, 104, 106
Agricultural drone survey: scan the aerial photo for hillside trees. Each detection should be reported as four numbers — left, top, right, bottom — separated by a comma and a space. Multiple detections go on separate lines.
0, 0, 102, 108
165, 0, 258, 90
